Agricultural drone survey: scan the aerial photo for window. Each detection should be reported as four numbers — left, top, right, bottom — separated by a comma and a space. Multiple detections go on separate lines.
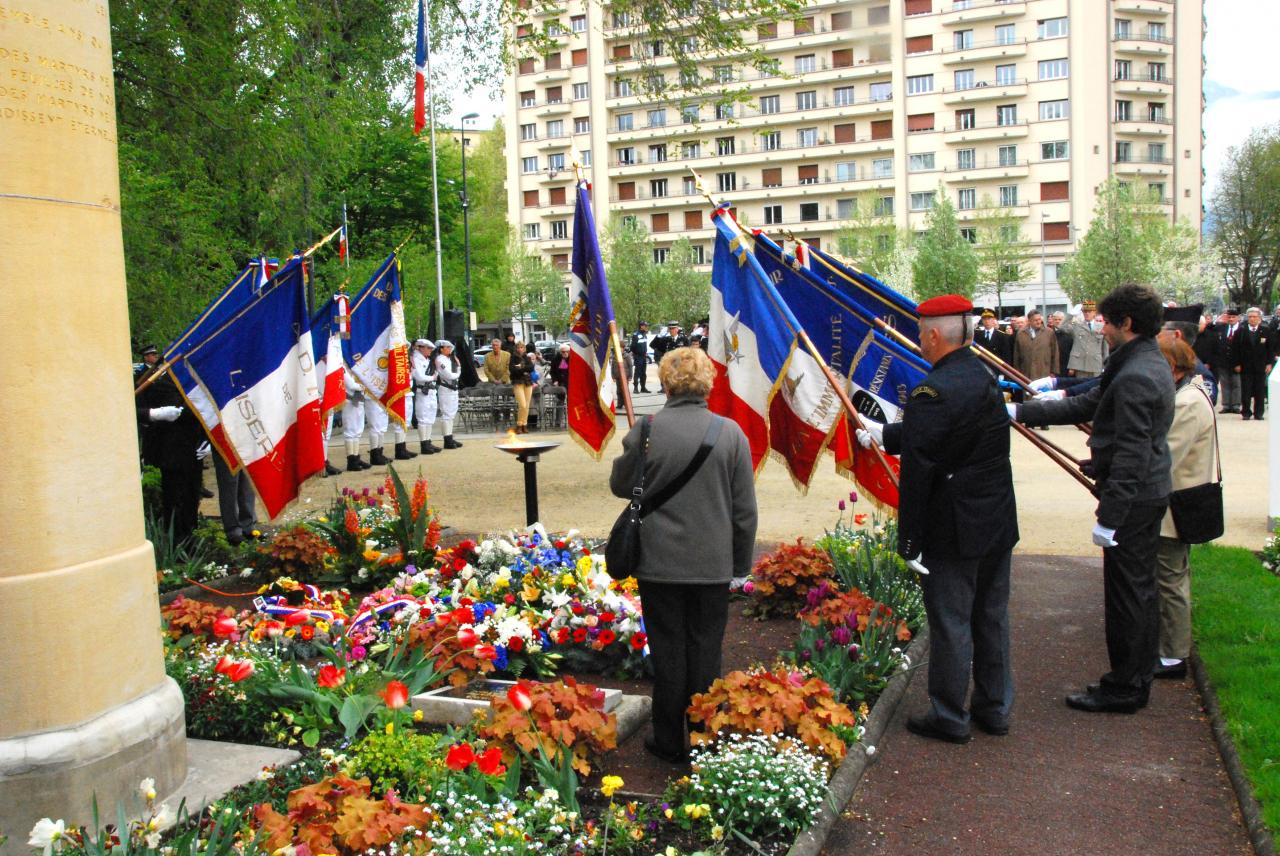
682, 176, 698, 195
1040, 180, 1069, 201
833, 48, 854, 68
682, 141, 701, 158
712, 102, 733, 120
871, 118, 893, 140
910, 191, 935, 211
615, 113, 633, 131
518, 58, 535, 74
1038, 99, 1068, 120
1148, 182, 1166, 201
1148, 143, 1166, 163
621, 215, 637, 227
764, 204, 783, 225
837, 198, 856, 219
797, 127, 818, 147
760, 131, 780, 151
870, 82, 892, 102
679, 68, 699, 87
834, 123, 856, 143
1043, 222, 1069, 242
954, 69, 975, 91
1148, 22, 1166, 40
874, 196, 894, 216
581, 150, 592, 166
799, 202, 819, 222
547, 153, 565, 172
1038, 59, 1068, 80
571, 14, 586, 32
714, 65, 733, 83
681, 105, 699, 124
757, 21, 777, 40
908, 112, 935, 132
520, 122, 537, 141
906, 35, 933, 55
716, 136, 735, 155
836, 161, 857, 181
904, 0, 931, 14
794, 15, 814, 35
614, 79, 632, 97
1114, 19, 1131, 39
760, 95, 780, 114
717, 172, 737, 192
1148, 102, 1166, 121
1037, 17, 1068, 39
907, 74, 934, 95
957, 148, 975, 170
651, 212, 669, 232
645, 40, 665, 57
617, 146, 635, 165
574, 117, 590, 134
1041, 140, 1068, 160
647, 108, 666, 128
958, 188, 976, 210
995, 24, 1016, 45
1114, 100, 1132, 121
960, 227, 977, 243
761, 167, 782, 187
612, 43, 632, 60
1149, 62, 1166, 82
796, 90, 817, 110
572, 82, 589, 100
546, 85, 563, 104
998, 144, 1017, 166
798, 164, 819, 185
833, 86, 855, 106
648, 143, 667, 162
653, 247, 669, 263
1115, 60, 1132, 80
551, 220, 568, 240
795, 54, 816, 74
521, 156, 538, 173
1044, 262, 1061, 282
999, 185, 1018, 207
956, 108, 976, 130
831, 11, 851, 30
997, 105, 1017, 126
994, 64, 1016, 85
872, 157, 893, 178
1115, 141, 1131, 162
520, 90, 536, 107
546, 119, 564, 137
545, 53, 561, 70
548, 186, 567, 205
523, 223, 540, 239
685, 210, 703, 230
571, 47, 587, 66
954, 30, 973, 51
909, 152, 936, 172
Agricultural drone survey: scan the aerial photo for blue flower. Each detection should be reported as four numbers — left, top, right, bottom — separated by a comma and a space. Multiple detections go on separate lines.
492, 645, 509, 671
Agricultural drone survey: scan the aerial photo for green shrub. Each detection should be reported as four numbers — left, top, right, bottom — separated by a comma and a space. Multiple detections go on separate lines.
346, 728, 446, 800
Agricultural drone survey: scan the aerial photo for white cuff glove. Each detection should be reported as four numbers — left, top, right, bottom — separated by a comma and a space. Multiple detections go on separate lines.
1005, 403, 1019, 422
149, 406, 183, 423
1028, 376, 1056, 392
906, 554, 929, 576
1035, 390, 1066, 401
195, 441, 211, 461
1091, 524, 1118, 548
855, 421, 884, 449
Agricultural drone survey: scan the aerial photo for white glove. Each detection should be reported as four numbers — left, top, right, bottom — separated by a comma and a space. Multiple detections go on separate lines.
149, 406, 183, 423
1005, 403, 1018, 421
1028, 376, 1056, 392
1091, 524, 1118, 548
907, 554, 930, 576
1035, 390, 1066, 401
855, 421, 883, 449
195, 441, 211, 461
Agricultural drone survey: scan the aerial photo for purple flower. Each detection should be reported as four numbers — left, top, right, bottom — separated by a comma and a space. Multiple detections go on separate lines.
404, 565, 417, 574
849, 490, 858, 504
798, 648, 812, 662
847, 643, 861, 661
367, 497, 377, 507
845, 612, 860, 630
362, 487, 370, 497
838, 499, 846, 511
831, 625, 852, 646
376, 486, 385, 495
814, 638, 826, 652
349, 644, 368, 661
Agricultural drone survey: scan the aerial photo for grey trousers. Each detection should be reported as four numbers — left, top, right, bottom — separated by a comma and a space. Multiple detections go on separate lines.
919, 548, 1014, 734
1155, 536, 1192, 660
213, 453, 257, 539
1219, 370, 1241, 411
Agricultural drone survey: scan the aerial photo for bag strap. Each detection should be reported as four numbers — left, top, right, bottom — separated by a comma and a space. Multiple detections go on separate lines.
626, 416, 653, 510
640, 416, 724, 518
1195, 385, 1223, 484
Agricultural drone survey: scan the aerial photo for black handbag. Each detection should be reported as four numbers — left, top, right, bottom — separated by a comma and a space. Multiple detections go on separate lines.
605, 415, 724, 580
1167, 387, 1223, 544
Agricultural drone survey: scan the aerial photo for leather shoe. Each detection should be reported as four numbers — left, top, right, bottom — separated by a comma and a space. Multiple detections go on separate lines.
1153, 660, 1187, 680
1066, 688, 1143, 714
643, 736, 688, 764
905, 713, 971, 744
971, 715, 1009, 736
1085, 683, 1150, 707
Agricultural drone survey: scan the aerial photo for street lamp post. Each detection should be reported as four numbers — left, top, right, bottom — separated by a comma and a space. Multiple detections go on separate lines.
1040, 211, 1050, 315
459, 112, 479, 343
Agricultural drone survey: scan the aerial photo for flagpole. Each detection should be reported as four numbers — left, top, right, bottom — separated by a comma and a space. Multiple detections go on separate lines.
342, 200, 350, 269
609, 321, 635, 427
424, 2, 446, 338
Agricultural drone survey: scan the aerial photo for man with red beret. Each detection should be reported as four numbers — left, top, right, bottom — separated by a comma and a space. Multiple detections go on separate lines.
857, 293, 1019, 743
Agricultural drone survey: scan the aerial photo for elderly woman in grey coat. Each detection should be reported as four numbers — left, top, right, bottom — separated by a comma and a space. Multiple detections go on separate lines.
610, 347, 757, 763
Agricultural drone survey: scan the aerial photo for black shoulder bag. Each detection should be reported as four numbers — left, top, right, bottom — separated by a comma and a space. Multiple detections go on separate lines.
1167, 386, 1224, 544
605, 415, 724, 580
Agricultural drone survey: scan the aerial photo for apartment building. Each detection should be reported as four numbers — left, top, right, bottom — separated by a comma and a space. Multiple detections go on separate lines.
504, 0, 1203, 312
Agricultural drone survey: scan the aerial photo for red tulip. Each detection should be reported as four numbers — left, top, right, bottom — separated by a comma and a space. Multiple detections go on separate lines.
475, 746, 506, 776
316, 664, 346, 688
285, 611, 309, 627
445, 742, 475, 771
507, 683, 533, 712
380, 680, 409, 709
212, 616, 238, 638
214, 655, 234, 675
456, 626, 478, 647
854, 513, 868, 525
474, 644, 497, 661
227, 661, 255, 682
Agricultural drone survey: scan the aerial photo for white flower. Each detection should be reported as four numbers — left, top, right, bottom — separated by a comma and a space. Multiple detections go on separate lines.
148, 802, 176, 832
140, 777, 157, 801
865, 744, 877, 756
28, 818, 66, 856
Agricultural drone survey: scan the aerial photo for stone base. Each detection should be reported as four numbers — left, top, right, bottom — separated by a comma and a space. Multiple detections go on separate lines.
0, 680, 186, 856
161, 739, 300, 828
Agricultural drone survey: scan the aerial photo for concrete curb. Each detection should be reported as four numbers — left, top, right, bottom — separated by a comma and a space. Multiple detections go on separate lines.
1190, 648, 1276, 856
787, 624, 931, 856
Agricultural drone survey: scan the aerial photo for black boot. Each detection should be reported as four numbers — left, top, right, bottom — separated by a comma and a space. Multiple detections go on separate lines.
370, 447, 389, 466
394, 442, 418, 460
443, 435, 463, 449
346, 454, 364, 473
324, 461, 341, 476
420, 440, 440, 455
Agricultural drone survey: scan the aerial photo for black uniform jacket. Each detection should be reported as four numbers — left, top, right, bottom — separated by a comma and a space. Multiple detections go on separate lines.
136, 373, 206, 471
1232, 325, 1275, 373
881, 347, 1019, 562
972, 327, 1014, 365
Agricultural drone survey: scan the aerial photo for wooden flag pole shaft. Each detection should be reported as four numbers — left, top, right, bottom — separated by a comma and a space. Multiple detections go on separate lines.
133, 355, 183, 397
967, 341, 1092, 436
607, 321, 636, 427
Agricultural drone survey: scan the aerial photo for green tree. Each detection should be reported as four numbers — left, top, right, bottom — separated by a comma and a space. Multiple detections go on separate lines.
912, 193, 978, 300
656, 238, 711, 329
503, 233, 569, 340
973, 197, 1031, 311
1059, 179, 1167, 304
1210, 125, 1280, 310
604, 216, 663, 330
1152, 219, 1223, 308
833, 194, 905, 280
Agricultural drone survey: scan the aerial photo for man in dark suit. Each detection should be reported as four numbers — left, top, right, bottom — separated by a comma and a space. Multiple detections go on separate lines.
858, 295, 1018, 743
972, 308, 1014, 364
1232, 307, 1275, 419
1051, 311, 1073, 376
136, 373, 207, 548
1216, 308, 1242, 413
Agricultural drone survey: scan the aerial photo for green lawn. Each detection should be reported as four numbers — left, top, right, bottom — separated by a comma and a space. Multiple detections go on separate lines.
1191, 543, 1280, 836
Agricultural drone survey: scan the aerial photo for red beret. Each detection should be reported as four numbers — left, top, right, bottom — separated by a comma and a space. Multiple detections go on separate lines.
917, 294, 974, 317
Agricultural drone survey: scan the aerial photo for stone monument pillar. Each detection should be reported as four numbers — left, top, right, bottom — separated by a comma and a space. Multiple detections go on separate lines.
0, 2, 186, 848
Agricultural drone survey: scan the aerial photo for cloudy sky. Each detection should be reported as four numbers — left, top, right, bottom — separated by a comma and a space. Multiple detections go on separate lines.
444, 3, 1280, 201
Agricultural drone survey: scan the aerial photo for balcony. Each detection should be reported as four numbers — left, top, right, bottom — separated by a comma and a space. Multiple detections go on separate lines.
940, 37, 1027, 65
1112, 34, 1173, 56
1112, 74, 1174, 95
941, 0, 1027, 27
536, 133, 572, 150
609, 135, 896, 174
943, 158, 1030, 183
941, 79, 1028, 104
535, 100, 572, 117
606, 95, 893, 140
1112, 0, 1171, 14
943, 119, 1029, 144
1112, 156, 1173, 176
532, 66, 571, 84
1114, 117, 1173, 136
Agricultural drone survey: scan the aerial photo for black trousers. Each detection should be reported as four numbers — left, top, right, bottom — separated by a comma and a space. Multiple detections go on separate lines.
632, 358, 648, 390
1099, 502, 1166, 697
1240, 371, 1267, 418
213, 453, 257, 538
637, 580, 729, 755
160, 465, 203, 547
919, 548, 1014, 734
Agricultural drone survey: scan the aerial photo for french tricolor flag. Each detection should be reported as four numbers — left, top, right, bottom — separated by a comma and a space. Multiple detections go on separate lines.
567, 180, 617, 458
413, 0, 427, 135
345, 254, 411, 426
309, 293, 348, 419
184, 260, 326, 518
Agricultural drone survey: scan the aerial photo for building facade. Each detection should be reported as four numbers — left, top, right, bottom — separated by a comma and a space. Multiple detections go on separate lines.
503, 0, 1203, 314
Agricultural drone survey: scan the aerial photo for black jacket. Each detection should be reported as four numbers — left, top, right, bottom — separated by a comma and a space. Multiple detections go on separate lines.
136, 374, 206, 471
881, 347, 1018, 561
972, 327, 1014, 365
1020, 336, 1174, 529
509, 351, 536, 386
1231, 325, 1275, 374
1055, 328, 1074, 375
1195, 323, 1225, 369
628, 331, 650, 363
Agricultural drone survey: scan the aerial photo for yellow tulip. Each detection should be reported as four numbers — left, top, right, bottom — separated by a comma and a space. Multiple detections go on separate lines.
600, 775, 624, 798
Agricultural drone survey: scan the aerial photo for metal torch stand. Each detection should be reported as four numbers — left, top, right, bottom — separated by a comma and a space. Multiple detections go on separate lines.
518, 451, 541, 525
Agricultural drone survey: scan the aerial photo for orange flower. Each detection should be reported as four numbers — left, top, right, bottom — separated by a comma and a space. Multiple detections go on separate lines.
380, 680, 409, 709
344, 508, 359, 534
410, 479, 429, 520
300, 625, 315, 641
316, 664, 346, 688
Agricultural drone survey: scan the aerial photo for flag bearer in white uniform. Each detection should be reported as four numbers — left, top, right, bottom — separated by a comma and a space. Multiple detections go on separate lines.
412, 339, 440, 454
434, 340, 463, 449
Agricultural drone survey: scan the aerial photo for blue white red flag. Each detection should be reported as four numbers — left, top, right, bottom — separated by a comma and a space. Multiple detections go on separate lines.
791, 241, 921, 343
567, 180, 617, 458
182, 260, 326, 518
413, 0, 427, 135
339, 204, 349, 264
344, 255, 411, 426
255, 257, 280, 295
309, 293, 348, 419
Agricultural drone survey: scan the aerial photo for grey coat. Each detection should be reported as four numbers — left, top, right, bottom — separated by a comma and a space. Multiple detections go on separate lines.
1066, 317, 1108, 375
610, 395, 757, 583
1020, 336, 1173, 529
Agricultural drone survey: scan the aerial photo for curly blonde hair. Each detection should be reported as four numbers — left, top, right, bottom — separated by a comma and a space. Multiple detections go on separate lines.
658, 346, 715, 398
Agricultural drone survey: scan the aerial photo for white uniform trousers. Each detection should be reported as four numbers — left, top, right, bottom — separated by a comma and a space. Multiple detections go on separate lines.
416, 389, 438, 442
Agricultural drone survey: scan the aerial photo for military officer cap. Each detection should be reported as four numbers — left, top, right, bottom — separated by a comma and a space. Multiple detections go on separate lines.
414, 338, 434, 348
1163, 304, 1203, 324
667, 320, 681, 328
638, 320, 649, 327
1081, 299, 1097, 311
1227, 306, 1241, 315
436, 339, 453, 350
917, 294, 974, 317
980, 308, 996, 319
140, 344, 159, 356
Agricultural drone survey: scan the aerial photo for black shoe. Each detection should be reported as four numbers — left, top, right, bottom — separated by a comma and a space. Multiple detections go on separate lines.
1066, 688, 1143, 714
1085, 683, 1150, 706
420, 440, 440, 455
394, 442, 417, 460
200, 487, 215, 499
1242, 413, 1253, 420
226, 530, 245, 547
324, 461, 341, 476
346, 454, 364, 473
905, 713, 971, 744
643, 735, 688, 764
1153, 660, 1187, 680
369, 448, 389, 466
443, 435, 463, 449
971, 715, 1009, 736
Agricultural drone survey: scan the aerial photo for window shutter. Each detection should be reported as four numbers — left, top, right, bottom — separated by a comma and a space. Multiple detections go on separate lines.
617, 182, 636, 200
798, 164, 819, 181
523, 190, 539, 207
652, 213, 669, 232
795, 17, 814, 34
549, 187, 566, 205
685, 210, 703, 230
545, 53, 561, 69
552, 254, 568, 269
904, 0, 931, 15
519, 58, 536, 74
762, 167, 783, 186
572, 48, 587, 66
905, 35, 933, 54
871, 119, 893, 140
831, 11, 851, 29
834, 123, 856, 143
1040, 181, 1070, 202
1043, 221, 1070, 241
907, 112, 935, 132
613, 44, 631, 59
832, 49, 853, 68
545, 86, 562, 102
809, 237, 821, 250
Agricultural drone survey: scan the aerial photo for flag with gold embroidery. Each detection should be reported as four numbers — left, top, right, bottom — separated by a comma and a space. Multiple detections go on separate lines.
567, 180, 617, 458
344, 254, 410, 426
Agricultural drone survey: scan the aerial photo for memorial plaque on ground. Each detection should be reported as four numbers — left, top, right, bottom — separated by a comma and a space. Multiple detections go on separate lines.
413, 678, 622, 726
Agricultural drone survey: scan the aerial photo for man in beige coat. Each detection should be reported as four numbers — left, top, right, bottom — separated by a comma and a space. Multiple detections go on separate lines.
1013, 309, 1060, 379
1067, 300, 1108, 378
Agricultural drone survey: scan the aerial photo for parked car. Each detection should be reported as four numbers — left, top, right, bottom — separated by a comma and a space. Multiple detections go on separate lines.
472, 345, 493, 368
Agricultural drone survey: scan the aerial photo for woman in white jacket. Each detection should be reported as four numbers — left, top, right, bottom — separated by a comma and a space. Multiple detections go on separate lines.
434, 340, 464, 449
